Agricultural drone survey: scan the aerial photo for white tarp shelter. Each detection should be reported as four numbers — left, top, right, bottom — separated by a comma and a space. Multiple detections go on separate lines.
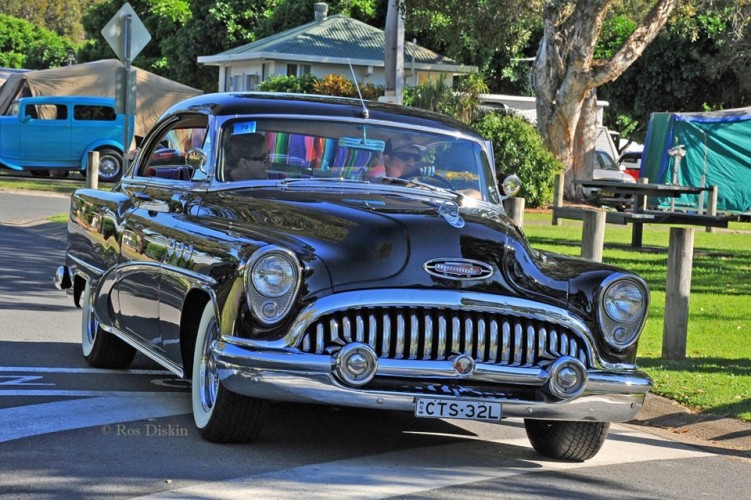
0, 60, 202, 138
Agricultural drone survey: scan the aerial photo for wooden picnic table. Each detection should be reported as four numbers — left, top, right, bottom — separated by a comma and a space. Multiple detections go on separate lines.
574, 180, 730, 247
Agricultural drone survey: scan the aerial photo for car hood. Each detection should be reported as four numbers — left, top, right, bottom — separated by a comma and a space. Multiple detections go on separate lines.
197, 185, 586, 307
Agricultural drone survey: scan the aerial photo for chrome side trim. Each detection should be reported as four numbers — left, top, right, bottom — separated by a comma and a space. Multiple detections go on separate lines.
97, 322, 184, 378
67, 253, 105, 277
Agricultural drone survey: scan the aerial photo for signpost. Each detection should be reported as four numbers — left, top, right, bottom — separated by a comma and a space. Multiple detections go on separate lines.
101, 2, 151, 175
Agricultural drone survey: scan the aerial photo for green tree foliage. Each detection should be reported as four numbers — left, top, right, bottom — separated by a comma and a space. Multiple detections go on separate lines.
601, 7, 741, 144
77, 0, 272, 92
472, 111, 563, 207
404, 0, 541, 95
254, 0, 381, 38
0, 14, 77, 69
0, 0, 99, 42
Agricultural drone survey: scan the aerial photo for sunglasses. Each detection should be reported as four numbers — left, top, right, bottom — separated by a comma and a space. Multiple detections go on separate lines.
244, 154, 269, 163
394, 152, 420, 161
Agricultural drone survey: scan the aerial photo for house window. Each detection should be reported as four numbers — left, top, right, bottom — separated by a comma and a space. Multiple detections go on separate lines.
286, 64, 311, 77
245, 74, 258, 90
231, 75, 242, 91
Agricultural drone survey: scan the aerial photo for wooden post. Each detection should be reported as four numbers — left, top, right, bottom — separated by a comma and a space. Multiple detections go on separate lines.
86, 151, 99, 190
581, 208, 606, 262
504, 197, 525, 228
706, 185, 718, 233
552, 173, 564, 225
663, 227, 695, 361
631, 177, 649, 247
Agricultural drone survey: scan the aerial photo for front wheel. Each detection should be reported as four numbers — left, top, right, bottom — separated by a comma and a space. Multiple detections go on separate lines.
95, 148, 124, 183
192, 302, 268, 443
524, 419, 610, 461
81, 281, 135, 369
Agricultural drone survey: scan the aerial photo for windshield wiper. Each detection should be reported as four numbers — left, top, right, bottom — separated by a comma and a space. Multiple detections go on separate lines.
377, 176, 465, 200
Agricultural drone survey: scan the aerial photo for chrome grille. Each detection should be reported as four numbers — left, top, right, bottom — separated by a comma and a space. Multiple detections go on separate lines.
298, 307, 590, 368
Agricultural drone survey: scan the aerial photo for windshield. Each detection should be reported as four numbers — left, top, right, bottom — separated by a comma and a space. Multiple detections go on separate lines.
217, 117, 499, 203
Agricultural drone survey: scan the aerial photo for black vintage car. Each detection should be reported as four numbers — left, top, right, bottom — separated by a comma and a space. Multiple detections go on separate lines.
55, 92, 651, 461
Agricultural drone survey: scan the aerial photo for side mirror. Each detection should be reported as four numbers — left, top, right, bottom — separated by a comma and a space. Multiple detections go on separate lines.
498, 173, 522, 198
186, 149, 208, 173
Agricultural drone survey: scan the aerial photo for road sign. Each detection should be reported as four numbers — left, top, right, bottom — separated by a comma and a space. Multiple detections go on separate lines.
101, 2, 151, 62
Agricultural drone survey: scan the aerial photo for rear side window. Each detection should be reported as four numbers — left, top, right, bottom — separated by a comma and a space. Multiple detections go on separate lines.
74, 105, 116, 121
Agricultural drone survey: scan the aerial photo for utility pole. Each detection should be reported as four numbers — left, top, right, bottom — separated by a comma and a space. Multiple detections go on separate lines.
382, 0, 404, 104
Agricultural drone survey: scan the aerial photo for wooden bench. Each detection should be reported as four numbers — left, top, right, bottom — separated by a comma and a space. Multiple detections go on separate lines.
552, 206, 654, 226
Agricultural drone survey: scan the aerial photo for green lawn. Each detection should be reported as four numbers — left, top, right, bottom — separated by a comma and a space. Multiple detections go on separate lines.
522, 211, 751, 421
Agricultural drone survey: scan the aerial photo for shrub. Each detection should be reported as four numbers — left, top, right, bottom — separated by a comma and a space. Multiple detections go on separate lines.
312, 74, 356, 97
258, 74, 318, 94
472, 111, 563, 208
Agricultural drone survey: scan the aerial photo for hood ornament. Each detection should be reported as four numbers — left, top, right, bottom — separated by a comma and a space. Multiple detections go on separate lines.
424, 258, 494, 280
437, 201, 464, 228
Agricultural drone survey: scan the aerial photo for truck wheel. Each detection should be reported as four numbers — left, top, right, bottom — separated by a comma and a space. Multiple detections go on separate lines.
192, 302, 268, 443
96, 148, 123, 183
524, 419, 610, 461
81, 281, 136, 369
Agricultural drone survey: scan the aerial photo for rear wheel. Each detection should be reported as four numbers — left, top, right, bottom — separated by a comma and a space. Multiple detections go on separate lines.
95, 148, 124, 183
192, 302, 268, 443
81, 281, 135, 368
524, 419, 610, 461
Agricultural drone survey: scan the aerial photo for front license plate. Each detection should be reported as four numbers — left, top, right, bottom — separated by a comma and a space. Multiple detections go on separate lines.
415, 398, 501, 421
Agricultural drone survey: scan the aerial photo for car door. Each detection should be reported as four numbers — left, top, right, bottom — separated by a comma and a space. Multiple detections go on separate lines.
20, 100, 73, 161
117, 114, 210, 366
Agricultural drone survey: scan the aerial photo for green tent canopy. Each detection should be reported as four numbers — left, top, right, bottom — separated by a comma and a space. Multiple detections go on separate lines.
641, 108, 751, 213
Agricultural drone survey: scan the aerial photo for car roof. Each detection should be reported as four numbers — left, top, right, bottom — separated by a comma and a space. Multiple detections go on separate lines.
17, 95, 115, 105
160, 92, 480, 136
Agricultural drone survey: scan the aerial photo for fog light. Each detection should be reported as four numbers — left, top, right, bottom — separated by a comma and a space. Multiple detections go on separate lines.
613, 327, 629, 343
261, 301, 278, 318
335, 343, 378, 386
546, 356, 588, 400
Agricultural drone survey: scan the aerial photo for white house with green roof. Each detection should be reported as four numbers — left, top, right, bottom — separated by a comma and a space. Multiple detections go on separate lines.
197, 3, 476, 93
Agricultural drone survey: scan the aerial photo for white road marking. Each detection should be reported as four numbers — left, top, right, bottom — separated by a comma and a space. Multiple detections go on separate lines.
138, 425, 712, 499
0, 366, 171, 375
0, 393, 191, 443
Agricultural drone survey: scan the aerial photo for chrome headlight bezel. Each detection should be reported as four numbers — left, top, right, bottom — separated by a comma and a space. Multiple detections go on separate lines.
596, 274, 650, 351
244, 246, 301, 325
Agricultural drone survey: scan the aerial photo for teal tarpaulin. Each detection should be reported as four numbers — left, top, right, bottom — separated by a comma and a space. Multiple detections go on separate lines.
641, 108, 751, 213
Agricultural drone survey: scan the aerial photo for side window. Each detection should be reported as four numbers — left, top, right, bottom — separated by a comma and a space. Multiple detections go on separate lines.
74, 105, 116, 121
26, 104, 67, 120
137, 117, 209, 181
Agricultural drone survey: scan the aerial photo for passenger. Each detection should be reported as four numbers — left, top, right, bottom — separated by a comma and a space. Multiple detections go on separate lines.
383, 137, 426, 178
224, 133, 270, 181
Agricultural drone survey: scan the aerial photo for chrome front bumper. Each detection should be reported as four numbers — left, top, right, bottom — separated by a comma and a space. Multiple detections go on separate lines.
212, 340, 653, 423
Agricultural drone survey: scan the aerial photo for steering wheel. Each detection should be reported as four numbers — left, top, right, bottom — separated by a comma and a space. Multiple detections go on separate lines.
401, 172, 455, 190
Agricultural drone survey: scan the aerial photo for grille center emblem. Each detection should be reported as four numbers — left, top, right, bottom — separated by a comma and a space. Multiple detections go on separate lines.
424, 258, 494, 280
452, 354, 475, 375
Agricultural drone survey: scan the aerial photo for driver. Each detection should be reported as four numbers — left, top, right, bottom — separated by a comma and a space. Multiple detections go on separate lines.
383, 137, 426, 178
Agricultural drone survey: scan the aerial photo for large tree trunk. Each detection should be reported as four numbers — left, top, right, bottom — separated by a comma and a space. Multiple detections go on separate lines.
532, 0, 678, 202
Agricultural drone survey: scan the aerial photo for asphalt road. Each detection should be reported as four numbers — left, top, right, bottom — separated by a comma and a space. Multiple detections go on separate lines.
1, 190, 750, 499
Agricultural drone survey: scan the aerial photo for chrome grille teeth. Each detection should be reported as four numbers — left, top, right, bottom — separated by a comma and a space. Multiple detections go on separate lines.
299, 308, 590, 369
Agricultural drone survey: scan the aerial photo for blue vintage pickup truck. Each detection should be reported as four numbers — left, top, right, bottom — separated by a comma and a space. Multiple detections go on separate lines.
0, 95, 133, 182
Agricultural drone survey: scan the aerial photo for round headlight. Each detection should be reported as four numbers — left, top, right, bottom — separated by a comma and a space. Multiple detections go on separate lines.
603, 280, 645, 323
251, 254, 296, 297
